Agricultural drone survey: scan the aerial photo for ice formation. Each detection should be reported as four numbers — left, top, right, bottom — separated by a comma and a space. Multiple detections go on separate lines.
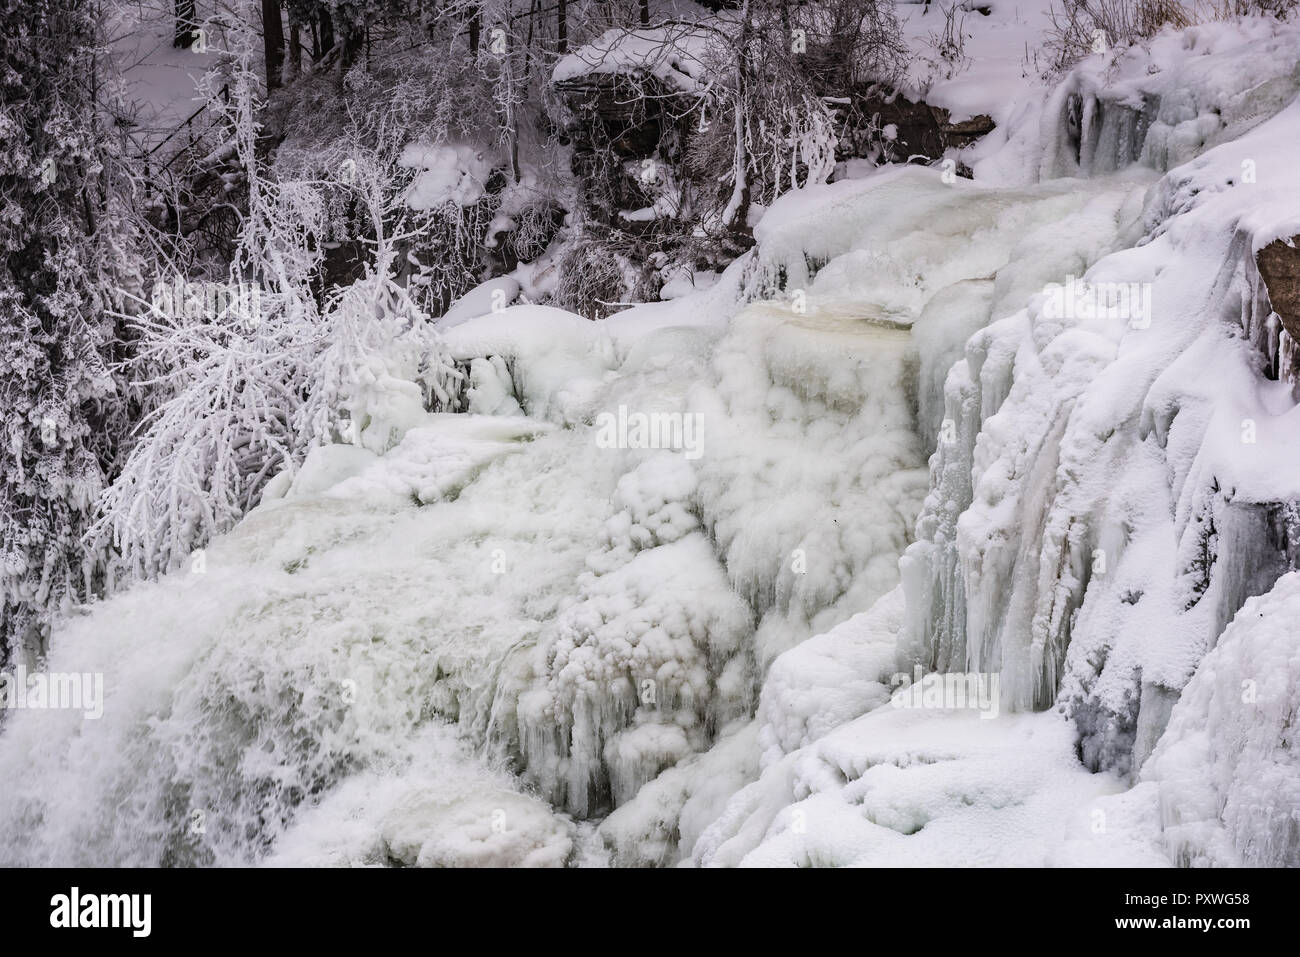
691, 19, 1300, 866
1143, 571, 1300, 867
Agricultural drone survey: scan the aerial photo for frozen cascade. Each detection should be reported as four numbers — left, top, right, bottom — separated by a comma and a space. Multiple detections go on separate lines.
0, 162, 1167, 865
605, 169, 1162, 863
0, 245, 932, 861
1035, 19, 1300, 183
908, 22, 1300, 753
0, 412, 620, 865
693, 26, 1300, 866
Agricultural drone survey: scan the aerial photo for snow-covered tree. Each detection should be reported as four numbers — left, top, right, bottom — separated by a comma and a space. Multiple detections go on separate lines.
93, 31, 461, 581
694, 0, 906, 232
0, 0, 142, 661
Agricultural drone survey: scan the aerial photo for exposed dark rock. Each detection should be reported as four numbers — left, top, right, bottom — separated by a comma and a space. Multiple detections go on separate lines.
553, 72, 695, 227
1256, 236, 1300, 343
838, 95, 995, 163
1240, 232, 1300, 390
845, 90, 945, 161
928, 105, 996, 149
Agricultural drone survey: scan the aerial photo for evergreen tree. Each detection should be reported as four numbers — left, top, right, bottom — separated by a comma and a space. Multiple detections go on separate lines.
0, 0, 137, 663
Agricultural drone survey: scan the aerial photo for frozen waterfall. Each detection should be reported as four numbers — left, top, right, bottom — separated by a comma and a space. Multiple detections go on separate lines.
4, 19, 1300, 869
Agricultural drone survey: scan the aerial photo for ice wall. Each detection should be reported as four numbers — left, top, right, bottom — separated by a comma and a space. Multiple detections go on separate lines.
900, 25, 1300, 771
1037, 20, 1300, 183
1143, 570, 1300, 866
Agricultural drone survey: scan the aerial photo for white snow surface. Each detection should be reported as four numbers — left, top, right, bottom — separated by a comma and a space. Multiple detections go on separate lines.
400, 143, 499, 210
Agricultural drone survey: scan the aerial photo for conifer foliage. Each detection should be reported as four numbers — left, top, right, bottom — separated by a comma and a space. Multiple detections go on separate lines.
0, 0, 136, 662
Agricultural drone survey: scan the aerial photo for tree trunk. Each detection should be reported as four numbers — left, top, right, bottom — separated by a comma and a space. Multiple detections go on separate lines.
288, 18, 301, 77
174, 0, 197, 48
724, 0, 752, 233
558, 0, 567, 53
469, 8, 481, 56
499, 35, 521, 182
262, 0, 284, 90
319, 8, 335, 58
639, 0, 650, 25
340, 23, 363, 74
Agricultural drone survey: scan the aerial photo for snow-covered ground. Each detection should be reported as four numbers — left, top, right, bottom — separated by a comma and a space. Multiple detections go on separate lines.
107, 0, 222, 145
2, 6, 1299, 868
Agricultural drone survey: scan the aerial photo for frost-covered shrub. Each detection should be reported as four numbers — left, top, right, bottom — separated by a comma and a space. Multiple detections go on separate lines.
93, 40, 462, 584
685, 0, 906, 232
552, 230, 658, 319
94, 256, 461, 583
1215, 0, 1299, 16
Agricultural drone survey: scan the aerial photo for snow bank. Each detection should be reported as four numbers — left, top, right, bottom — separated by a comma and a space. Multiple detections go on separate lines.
694, 706, 1168, 867
442, 305, 616, 424
899, 0, 1050, 129
438, 276, 522, 329
756, 586, 904, 764
552, 25, 716, 93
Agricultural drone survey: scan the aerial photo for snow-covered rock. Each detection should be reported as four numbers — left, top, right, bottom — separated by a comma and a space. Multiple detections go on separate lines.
1143, 571, 1300, 867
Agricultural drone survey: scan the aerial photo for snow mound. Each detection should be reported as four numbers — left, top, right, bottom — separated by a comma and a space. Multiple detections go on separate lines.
267, 727, 574, 867
552, 26, 715, 92
694, 707, 1168, 867
399, 143, 498, 210
439, 276, 522, 329
756, 586, 904, 765
443, 305, 615, 425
